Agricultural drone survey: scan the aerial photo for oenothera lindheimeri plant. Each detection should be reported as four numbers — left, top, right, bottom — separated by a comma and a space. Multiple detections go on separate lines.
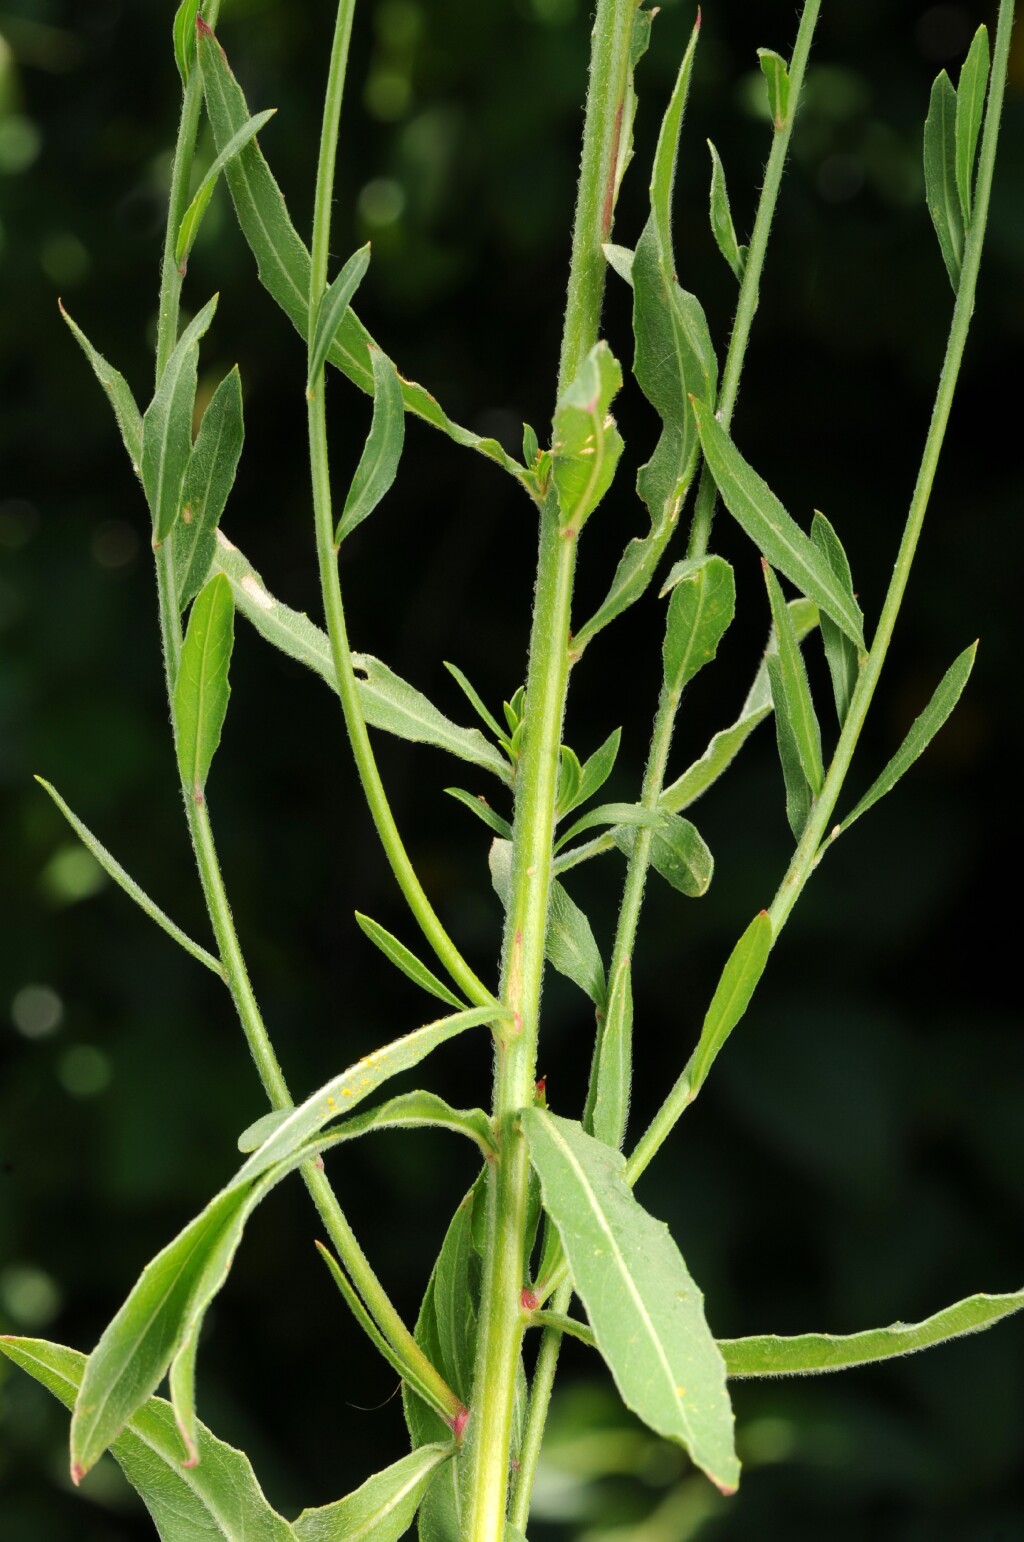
3, 1, 1020, 1537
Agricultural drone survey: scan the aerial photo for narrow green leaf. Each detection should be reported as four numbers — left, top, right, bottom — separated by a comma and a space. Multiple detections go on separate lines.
810, 510, 860, 725
763, 563, 823, 794
445, 787, 513, 840
569, 727, 622, 814
589, 959, 633, 1150
660, 599, 819, 815
489, 840, 606, 1006
663, 556, 736, 698
175, 366, 244, 611
316, 1091, 495, 1159
955, 26, 990, 225
649, 16, 700, 257
71, 1007, 498, 1476
173, 572, 235, 799
1, 1337, 295, 1540
613, 813, 714, 898
337, 346, 405, 542
35, 777, 221, 975
767, 652, 813, 840
308, 244, 372, 388
195, 22, 524, 486
173, 0, 201, 84
551, 343, 624, 533
692, 399, 866, 649
611, 1, 654, 209
707, 140, 745, 282
522, 1111, 739, 1493
443, 662, 510, 747
142, 295, 219, 543
602, 242, 635, 286
924, 70, 964, 291
757, 48, 791, 129
522, 422, 540, 467
840, 642, 978, 833
59, 303, 143, 472
555, 745, 582, 816
355, 912, 466, 1009
556, 801, 663, 852
573, 527, 674, 655
294, 1445, 453, 1542
720, 1286, 1024, 1378
175, 109, 278, 269
237, 1110, 289, 1153
685, 912, 773, 1096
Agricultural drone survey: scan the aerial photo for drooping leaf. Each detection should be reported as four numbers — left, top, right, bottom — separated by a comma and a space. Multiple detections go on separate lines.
175, 110, 278, 269
521, 1111, 739, 1493
175, 366, 244, 610
810, 510, 861, 725
613, 813, 713, 898
489, 840, 606, 1006
355, 912, 466, 1009
173, 0, 202, 84
550, 343, 624, 533
720, 1286, 1024, 1378
59, 303, 143, 472
767, 652, 813, 840
316, 1091, 495, 1158
556, 801, 663, 852
840, 642, 978, 833
173, 572, 235, 799
588, 958, 633, 1150
71, 1007, 498, 1476
602, 242, 635, 286
445, 788, 513, 840
684, 911, 773, 1097
707, 140, 746, 281
692, 400, 865, 649
924, 69, 963, 290
662, 555, 736, 698
757, 48, 791, 129
955, 25, 990, 225
337, 346, 406, 542
35, 777, 221, 975
308, 244, 372, 387
0, 1336, 295, 1541
142, 295, 219, 543
660, 599, 819, 814
293, 1445, 453, 1542
763, 563, 823, 795
195, 22, 524, 485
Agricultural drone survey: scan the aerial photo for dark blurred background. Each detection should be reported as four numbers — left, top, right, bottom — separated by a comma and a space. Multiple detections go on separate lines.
1, 0, 1023, 1537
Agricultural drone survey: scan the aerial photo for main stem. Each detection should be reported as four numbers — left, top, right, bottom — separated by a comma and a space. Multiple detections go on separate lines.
463, 1, 640, 1534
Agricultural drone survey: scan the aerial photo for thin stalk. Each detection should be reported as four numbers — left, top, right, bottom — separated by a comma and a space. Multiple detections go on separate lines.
627, 0, 1015, 1187
149, 2, 460, 1422
508, 1278, 572, 1531
464, 3, 640, 1533
687, 0, 820, 560
306, 10, 495, 1012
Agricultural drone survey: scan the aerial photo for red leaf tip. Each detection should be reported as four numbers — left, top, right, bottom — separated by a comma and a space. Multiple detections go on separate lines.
696, 7, 702, 29
70, 1462, 85, 1487
196, 15, 215, 37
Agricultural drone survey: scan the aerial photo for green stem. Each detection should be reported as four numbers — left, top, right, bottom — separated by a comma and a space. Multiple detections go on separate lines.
508, 1278, 572, 1531
149, 0, 460, 1425
687, 0, 820, 560
627, 0, 1015, 1186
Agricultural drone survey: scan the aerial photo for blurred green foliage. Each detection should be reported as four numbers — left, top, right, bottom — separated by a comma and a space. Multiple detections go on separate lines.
1, 0, 1023, 1536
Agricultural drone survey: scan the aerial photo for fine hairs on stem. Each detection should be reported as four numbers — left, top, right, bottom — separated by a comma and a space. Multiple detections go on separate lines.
5, 2, 1020, 1539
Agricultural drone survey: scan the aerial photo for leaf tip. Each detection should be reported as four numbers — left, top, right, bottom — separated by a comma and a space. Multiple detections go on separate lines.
70, 1461, 85, 1487
195, 14, 214, 38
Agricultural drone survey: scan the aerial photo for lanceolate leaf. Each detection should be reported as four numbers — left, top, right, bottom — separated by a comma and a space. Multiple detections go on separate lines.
35, 777, 221, 975
810, 510, 861, 725
613, 813, 713, 898
662, 556, 736, 698
489, 840, 606, 1005
924, 69, 963, 291
840, 642, 978, 833
569, 727, 622, 813
955, 26, 990, 225
142, 295, 219, 543
175, 366, 245, 610
355, 911, 466, 1009
443, 662, 510, 746
60, 303, 143, 472
173, 0, 202, 84
692, 400, 866, 649
589, 958, 633, 1150
556, 801, 662, 852
767, 652, 813, 840
0, 1337, 295, 1541
308, 244, 372, 387
763, 563, 823, 794
522, 1111, 739, 1494
174, 572, 235, 799
293, 1445, 453, 1542
337, 346, 406, 542
685, 912, 773, 1096
175, 110, 278, 268
195, 22, 524, 485
707, 140, 746, 282
551, 343, 624, 533
314, 1091, 496, 1159
758, 48, 791, 129
445, 787, 513, 840
720, 1286, 1024, 1378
